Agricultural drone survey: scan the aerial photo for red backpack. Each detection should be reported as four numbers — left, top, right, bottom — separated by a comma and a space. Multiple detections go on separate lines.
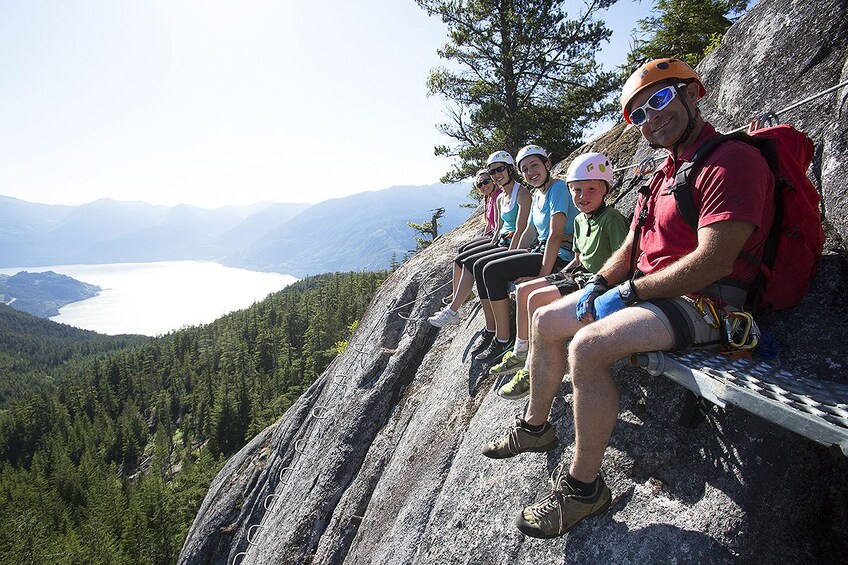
671, 124, 825, 311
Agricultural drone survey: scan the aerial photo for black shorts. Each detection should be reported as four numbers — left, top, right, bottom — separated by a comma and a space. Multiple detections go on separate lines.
544, 271, 588, 296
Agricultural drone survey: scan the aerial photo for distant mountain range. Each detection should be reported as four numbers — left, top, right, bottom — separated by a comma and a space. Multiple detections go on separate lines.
0, 184, 473, 276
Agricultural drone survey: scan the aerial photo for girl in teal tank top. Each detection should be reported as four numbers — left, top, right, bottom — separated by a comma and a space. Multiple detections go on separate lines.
428, 152, 531, 334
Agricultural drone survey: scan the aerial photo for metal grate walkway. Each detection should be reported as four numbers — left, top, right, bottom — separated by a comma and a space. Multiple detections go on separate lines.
636, 349, 848, 455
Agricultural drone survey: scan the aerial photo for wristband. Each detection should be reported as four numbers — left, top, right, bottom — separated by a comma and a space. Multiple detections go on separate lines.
587, 274, 609, 289
618, 279, 640, 306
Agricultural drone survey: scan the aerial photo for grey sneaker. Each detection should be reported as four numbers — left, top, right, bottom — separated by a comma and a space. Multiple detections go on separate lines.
428, 307, 459, 327
490, 350, 526, 377
475, 338, 513, 364
515, 465, 611, 538
482, 416, 558, 459
497, 368, 530, 399
470, 330, 495, 355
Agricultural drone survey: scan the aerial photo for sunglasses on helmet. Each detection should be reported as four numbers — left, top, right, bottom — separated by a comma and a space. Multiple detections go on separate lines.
629, 84, 686, 126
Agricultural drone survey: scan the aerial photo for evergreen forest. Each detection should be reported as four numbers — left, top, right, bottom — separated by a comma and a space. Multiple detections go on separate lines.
0, 270, 388, 565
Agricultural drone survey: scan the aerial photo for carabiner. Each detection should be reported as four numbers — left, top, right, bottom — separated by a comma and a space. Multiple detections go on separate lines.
694, 296, 722, 329
634, 156, 659, 177
723, 311, 759, 350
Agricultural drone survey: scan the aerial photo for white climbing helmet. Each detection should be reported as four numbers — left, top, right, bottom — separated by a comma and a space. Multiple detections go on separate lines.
515, 144, 549, 167
486, 150, 515, 167
566, 152, 614, 186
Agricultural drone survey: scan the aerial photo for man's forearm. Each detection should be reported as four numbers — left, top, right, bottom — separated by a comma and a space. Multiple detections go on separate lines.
596, 234, 637, 286
631, 222, 754, 301
631, 247, 731, 301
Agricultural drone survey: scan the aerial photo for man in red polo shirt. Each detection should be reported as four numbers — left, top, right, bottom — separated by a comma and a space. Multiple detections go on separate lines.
482, 58, 775, 538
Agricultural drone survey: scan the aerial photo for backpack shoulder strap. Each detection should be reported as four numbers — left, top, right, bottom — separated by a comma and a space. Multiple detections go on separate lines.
672, 131, 780, 231
628, 172, 662, 278
670, 133, 735, 230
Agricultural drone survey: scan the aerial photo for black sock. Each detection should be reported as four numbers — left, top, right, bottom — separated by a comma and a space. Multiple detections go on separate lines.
565, 473, 599, 498
496, 338, 510, 345
520, 419, 547, 434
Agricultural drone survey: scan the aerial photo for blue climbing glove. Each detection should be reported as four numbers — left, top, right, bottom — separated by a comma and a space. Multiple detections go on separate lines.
594, 280, 639, 320
576, 275, 608, 321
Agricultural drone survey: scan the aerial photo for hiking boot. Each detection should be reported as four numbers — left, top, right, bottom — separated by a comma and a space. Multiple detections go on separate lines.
475, 338, 513, 364
490, 350, 526, 377
515, 465, 611, 538
497, 368, 531, 399
482, 416, 557, 459
428, 307, 459, 328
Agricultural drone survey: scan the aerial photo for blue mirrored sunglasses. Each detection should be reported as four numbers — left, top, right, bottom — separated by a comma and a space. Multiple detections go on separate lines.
629, 85, 681, 126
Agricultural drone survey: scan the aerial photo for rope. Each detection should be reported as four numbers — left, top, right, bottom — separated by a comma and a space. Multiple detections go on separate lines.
612, 79, 848, 174
387, 274, 452, 315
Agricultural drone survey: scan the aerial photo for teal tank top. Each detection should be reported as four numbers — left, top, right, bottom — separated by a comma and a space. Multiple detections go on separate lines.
499, 183, 522, 234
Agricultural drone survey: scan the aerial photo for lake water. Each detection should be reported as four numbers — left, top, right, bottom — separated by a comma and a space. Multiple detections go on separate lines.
0, 261, 297, 336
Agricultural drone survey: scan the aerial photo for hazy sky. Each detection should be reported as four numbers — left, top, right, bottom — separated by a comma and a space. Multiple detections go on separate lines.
1, 0, 636, 209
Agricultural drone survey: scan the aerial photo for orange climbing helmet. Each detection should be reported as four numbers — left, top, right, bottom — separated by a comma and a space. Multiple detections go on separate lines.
620, 58, 706, 124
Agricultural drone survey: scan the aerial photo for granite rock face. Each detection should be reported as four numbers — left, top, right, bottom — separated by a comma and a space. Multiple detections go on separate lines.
179, 1, 848, 563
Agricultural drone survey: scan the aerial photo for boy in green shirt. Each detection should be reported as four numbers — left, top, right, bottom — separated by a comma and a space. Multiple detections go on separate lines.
492, 152, 628, 398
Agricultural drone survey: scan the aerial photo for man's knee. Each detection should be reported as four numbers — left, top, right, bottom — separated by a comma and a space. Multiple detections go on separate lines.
568, 323, 621, 369
531, 300, 575, 341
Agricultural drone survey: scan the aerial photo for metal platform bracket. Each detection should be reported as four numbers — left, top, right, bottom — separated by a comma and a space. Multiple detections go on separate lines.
635, 350, 848, 456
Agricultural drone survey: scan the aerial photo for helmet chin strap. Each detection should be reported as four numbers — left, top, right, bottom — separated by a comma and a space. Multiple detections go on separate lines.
499, 178, 514, 190
531, 167, 552, 189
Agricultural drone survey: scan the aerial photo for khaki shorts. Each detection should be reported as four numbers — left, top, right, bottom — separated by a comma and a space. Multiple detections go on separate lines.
635, 297, 723, 351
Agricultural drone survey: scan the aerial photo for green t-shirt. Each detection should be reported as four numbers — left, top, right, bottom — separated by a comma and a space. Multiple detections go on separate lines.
572, 205, 629, 274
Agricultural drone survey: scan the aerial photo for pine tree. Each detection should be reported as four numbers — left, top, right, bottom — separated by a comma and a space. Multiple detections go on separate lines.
416, 0, 620, 180
407, 207, 446, 252
0, 270, 389, 564
625, 0, 750, 68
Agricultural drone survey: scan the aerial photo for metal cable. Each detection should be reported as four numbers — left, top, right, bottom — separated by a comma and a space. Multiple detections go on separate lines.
613, 79, 848, 174
231, 307, 391, 564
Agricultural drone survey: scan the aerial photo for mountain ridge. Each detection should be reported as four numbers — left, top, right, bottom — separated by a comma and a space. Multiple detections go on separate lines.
0, 183, 472, 276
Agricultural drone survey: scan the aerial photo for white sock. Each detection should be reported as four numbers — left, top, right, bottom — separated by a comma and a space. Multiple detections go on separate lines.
514, 338, 529, 356
447, 307, 458, 315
